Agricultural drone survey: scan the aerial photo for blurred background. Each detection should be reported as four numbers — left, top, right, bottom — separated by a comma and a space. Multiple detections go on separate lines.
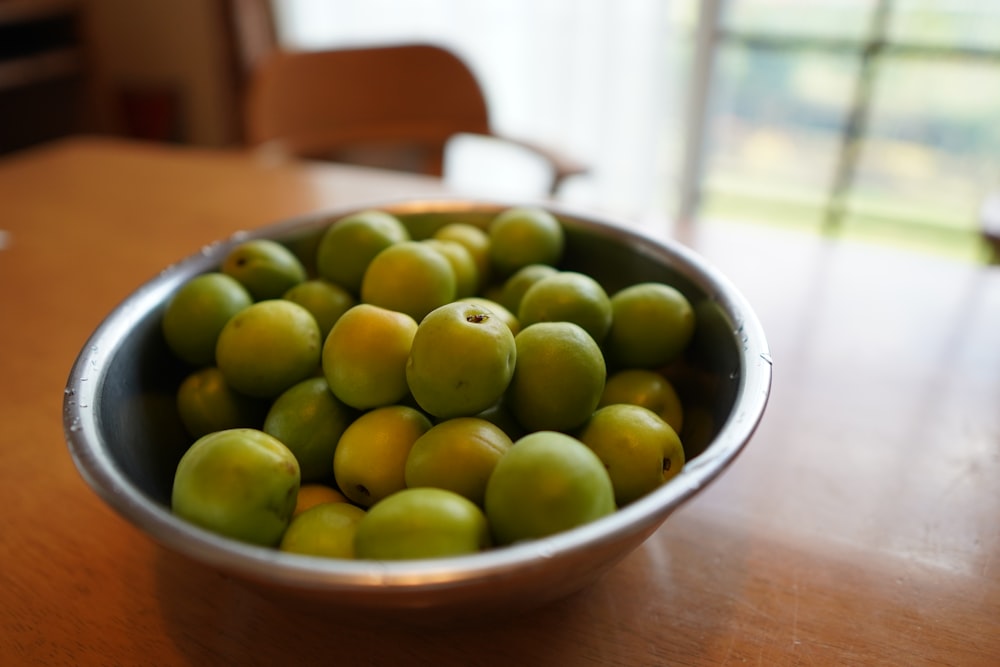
4, 0, 999, 261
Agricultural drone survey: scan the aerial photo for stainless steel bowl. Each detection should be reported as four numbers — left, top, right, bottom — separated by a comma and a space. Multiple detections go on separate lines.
63, 198, 771, 622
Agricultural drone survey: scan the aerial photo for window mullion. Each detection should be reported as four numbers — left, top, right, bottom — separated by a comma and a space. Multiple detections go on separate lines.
824, 0, 892, 233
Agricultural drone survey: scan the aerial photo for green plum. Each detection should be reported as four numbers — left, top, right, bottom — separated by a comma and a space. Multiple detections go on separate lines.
279, 502, 366, 558
354, 488, 490, 560
484, 430, 615, 545
215, 300, 321, 398
333, 405, 432, 508
282, 279, 356, 340
498, 263, 558, 315
315, 209, 409, 295
222, 239, 307, 301
176, 366, 267, 438
162, 272, 252, 367
404, 417, 513, 507
171, 428, 300, 547
264, 377, 357, 483
488, 207, 564, 277
406, 300, 516, 419
577, 403, 685, 506
605, 282, 695, 369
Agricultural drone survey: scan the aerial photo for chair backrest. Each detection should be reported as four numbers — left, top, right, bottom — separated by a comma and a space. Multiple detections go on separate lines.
244, 44, 492, 176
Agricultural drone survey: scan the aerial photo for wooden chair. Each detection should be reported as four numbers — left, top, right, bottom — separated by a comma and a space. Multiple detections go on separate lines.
243, 43, 587, 196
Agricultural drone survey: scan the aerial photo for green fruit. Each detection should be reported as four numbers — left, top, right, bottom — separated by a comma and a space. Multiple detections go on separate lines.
162, 272, 252, 367
332, 405, 432, 507
422, 238, 479, 299
404, 417, 513, 506
599, 368, 684, 433
282, 279, 356, 340
498, 263, 559, 314
406, 301, 516, 419
171, 428, 300, 546
577, 404, 685, 506
605, 282, 695, 369
432, 223, 492, 290
263, 377, 357, 482
279, 502, 366, 558
294, 483, 349, 516
360, 241, 457, 322
315, 210, 410, 294
215, 300, 322, 398
457, 297, 520, 336
354, 488, 490, 560
517, 271, 613, 343
322, 304, 418, 410
176, 366, 266, 438
484, 431, 615, 545
505, 321, 606, 432
488, 207, 564, 277
222, 239, 307, 301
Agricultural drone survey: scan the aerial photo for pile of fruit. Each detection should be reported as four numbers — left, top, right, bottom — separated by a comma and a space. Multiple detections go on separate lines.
163, 206, 695, 560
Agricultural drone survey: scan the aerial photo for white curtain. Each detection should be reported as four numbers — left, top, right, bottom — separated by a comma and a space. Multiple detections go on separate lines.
272, 0, 689, 225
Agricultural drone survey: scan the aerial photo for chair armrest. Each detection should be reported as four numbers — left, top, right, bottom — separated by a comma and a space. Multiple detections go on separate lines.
486, 132, 589, 196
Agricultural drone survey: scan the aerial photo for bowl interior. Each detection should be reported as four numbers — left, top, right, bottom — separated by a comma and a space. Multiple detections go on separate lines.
65, 199, 770, 617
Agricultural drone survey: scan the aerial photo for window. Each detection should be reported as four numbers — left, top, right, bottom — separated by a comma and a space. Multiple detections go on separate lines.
695, 0, 1000, 260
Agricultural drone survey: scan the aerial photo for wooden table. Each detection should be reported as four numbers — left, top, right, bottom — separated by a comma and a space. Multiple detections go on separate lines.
1, 137, 997, 665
